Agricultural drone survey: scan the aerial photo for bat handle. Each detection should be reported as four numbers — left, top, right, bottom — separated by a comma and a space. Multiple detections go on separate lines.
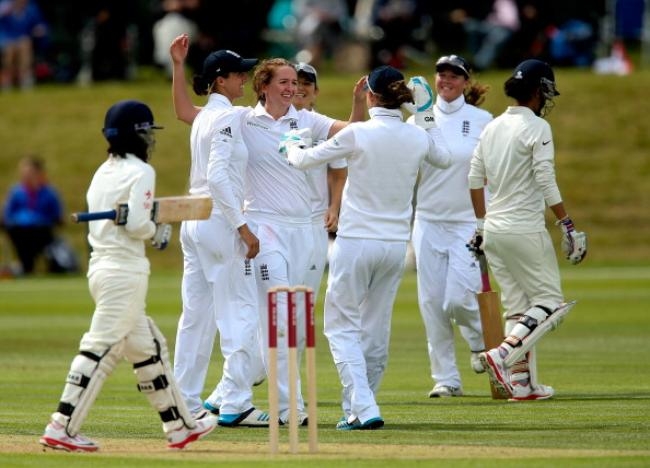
71, 210, 117, 223
478, 253, 492, 293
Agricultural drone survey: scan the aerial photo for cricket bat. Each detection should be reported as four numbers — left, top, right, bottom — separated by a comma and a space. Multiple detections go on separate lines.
476, 252, 507, 400
70, 195, 212, 225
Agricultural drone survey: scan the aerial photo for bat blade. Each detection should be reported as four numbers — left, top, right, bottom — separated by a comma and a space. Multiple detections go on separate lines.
71, 195, 213, 225
152, 195, 212, 223
477, 290, 508, 399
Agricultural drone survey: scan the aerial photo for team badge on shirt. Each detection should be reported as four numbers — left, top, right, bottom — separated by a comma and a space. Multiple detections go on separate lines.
462, 120, 470, 136
288, 119, 298, 130
260, 264, 270, 281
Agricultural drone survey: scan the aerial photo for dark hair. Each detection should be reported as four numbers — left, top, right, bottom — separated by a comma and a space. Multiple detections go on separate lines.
374, 80, 413, 109
107, 134, 149, 161
192, 75, 214, 96
504, 76, 538, 102
252, 58, 294, 104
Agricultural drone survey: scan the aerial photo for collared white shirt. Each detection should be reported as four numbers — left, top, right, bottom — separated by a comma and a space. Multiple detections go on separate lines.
242, 102, 335, 221
469, 106, 562, 233
288, 107, 451, 241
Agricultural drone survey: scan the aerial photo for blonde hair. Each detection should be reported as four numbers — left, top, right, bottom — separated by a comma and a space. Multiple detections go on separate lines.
464, 79, 490, 107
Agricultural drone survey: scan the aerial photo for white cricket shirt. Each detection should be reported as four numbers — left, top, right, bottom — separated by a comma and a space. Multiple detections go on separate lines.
189, 93, 250, 229
468, 106, 562, 233
86, 154, 156, 273
287, 107, 452, 241
415, 95, 492, 223
242, 102, 335, 222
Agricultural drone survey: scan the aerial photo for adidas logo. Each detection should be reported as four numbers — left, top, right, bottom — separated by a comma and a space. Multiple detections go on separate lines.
219, 126, 232, 138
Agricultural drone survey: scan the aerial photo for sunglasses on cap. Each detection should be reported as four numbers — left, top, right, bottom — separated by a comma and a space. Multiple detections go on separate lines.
435, 55, 470, 78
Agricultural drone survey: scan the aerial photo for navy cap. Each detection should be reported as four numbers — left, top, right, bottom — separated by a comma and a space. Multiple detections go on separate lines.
295, 62, 318, 85
202, 50, 258, 82
367, 65, 404, 96
435, 54, 470, 78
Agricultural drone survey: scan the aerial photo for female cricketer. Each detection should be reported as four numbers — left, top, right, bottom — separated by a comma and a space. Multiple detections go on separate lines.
282, 65, 451, 429
39, 100, 217, 452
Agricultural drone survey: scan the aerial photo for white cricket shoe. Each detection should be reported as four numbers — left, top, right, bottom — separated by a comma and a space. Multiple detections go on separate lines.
218, 408, 270, 427
279, 410, 309, 426
509, 383, 554, 402
471, 352, 486, 374
428, 384, 463, 398
480, 348, 513, 398
39, 420, 99, 452
166, 415, 217, 450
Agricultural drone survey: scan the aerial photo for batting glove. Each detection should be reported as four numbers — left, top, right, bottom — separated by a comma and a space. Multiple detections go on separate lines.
405, 76, 436, 129
279, 128, 313, 154
466, 219, 484, 259
556, 217, 587, 264
151, 223, 172, 250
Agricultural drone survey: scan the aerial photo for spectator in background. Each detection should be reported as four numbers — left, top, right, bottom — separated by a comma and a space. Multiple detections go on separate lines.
1, 156, 63, 274
454, 0, 521, 71
0, 0, 48, 90
294, 0, 349, 67
152, 0, 198, 78
370, 0, 427, 68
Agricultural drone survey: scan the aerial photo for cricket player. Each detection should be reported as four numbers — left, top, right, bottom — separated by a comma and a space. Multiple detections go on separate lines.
282, 65, 451, 429
468, 59, 587, 401
293, 62, 347, 307
39, 100, 217, 452
169, 41, 270, 427
243, 58, 365, 426
410, 55, 492, 398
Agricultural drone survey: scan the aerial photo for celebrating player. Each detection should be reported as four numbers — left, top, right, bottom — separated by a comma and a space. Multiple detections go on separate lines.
281, 65, 451, 429
409, 55, 493, 398
469, 59, 587, 401
39, 100, 217, 452
169, 36, 270, 427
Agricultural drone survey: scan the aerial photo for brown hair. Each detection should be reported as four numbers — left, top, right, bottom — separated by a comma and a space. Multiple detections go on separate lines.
252, 58, 294, 104
375, 80, 414, 109
464, 79, 490, 107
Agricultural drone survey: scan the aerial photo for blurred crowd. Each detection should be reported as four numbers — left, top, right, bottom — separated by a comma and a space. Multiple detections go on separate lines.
0, 0, 645, 90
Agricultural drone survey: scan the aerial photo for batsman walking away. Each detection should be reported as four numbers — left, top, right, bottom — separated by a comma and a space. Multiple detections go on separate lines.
39, 100, 217, 453
468, 59, 587, 402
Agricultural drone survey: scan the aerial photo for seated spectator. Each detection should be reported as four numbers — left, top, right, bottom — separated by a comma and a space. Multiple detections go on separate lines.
0, 0, 48, 91
1, 156, 69, 275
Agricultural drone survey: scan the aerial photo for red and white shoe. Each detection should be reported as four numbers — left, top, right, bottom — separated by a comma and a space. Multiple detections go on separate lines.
509, 383, 554, 401
480, 348, 513, 398
39, 421, 99, 452
166, 415, 218, 450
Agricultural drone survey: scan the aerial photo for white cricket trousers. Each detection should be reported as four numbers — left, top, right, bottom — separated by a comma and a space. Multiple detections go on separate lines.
324, 236, 406, 424
304, 217, 329, 299
412, 219, 484, 388
175, 213, 259, 415
484, 230, 563, 316
251, 215, 314, 421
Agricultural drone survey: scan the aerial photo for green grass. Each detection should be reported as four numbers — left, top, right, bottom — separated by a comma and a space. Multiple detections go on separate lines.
1, 267, 649, 466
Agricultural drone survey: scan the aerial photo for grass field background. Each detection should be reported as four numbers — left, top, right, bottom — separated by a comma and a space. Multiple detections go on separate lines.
1, 267, 650, 466
1, 65, 649, 465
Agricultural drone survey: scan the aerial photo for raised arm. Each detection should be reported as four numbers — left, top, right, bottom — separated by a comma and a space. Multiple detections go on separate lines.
170, 34, 201, 125
327, 75, 368, 138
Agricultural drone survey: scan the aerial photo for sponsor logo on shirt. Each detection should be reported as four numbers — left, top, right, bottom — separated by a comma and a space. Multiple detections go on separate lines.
247, 121, 270, 130
542, 140, 551, 145
219, 126, 232, 138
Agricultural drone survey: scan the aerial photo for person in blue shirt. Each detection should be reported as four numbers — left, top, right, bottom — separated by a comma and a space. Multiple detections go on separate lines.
2, 156, 63, 274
